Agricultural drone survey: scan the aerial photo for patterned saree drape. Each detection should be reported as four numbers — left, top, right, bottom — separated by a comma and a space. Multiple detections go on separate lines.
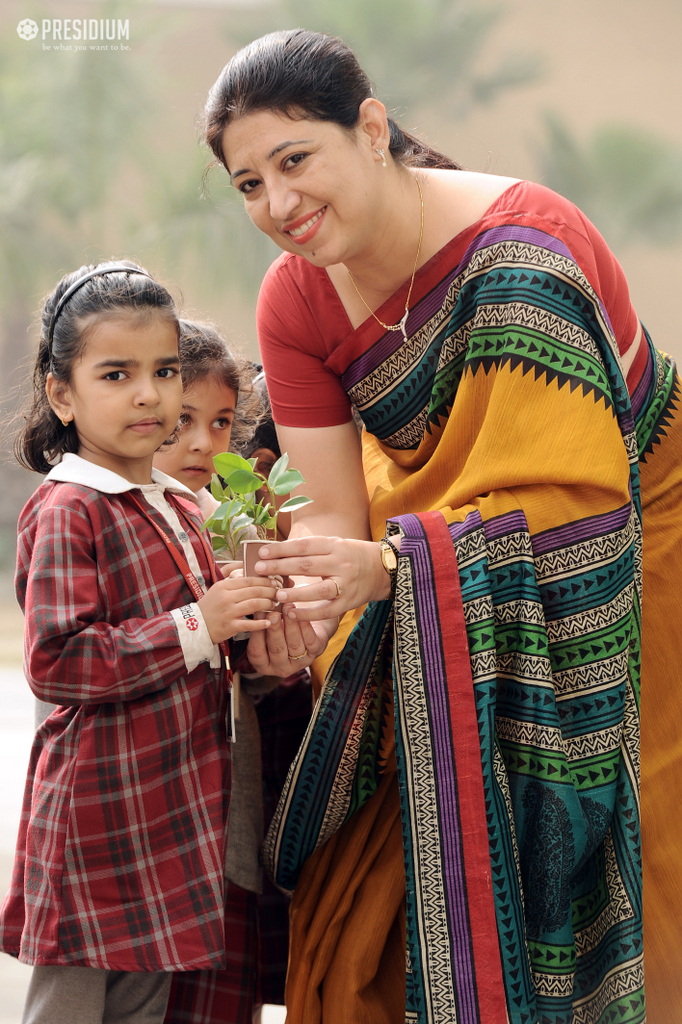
263, 224, 680, 1023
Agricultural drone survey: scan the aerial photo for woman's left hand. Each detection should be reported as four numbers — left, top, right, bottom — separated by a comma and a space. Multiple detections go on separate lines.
253, 535, 393, 621
246, 609, 333, 675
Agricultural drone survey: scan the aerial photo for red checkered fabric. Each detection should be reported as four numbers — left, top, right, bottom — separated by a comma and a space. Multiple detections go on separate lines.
0, 481, 230, 971
164, 882, 258, 1024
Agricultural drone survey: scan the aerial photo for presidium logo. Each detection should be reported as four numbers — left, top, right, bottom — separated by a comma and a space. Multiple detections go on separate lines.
17, 16, 130, 50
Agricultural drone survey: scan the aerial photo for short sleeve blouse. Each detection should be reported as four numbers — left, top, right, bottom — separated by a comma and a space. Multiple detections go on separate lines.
256, 181, 641, 428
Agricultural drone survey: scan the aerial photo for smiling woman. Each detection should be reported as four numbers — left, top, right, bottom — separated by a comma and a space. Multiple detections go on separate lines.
202, 28, 682, 1024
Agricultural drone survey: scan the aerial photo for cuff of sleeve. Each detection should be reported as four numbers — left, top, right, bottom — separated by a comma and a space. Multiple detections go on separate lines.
171, 604, 220, 672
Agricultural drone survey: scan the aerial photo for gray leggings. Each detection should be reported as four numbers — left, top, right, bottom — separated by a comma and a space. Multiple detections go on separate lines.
22, 966, 172, 1024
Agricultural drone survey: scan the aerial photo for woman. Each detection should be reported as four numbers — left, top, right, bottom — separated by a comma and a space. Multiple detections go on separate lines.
203, 30, 682, 1024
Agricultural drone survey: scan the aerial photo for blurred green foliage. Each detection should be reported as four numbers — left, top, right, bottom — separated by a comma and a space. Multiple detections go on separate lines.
0, 0, 541, 393
538, 115, 682, 249
228, 0, 542, 119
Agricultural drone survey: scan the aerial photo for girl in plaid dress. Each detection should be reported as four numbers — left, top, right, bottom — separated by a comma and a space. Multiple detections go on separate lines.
1, 262, 279, 1024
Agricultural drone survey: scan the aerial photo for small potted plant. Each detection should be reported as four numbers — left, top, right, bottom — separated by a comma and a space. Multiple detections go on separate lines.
202, 451, 312, 568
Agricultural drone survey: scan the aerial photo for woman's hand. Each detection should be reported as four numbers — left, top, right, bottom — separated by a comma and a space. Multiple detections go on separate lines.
246, 609, 333, 675
253, 535, 395, 621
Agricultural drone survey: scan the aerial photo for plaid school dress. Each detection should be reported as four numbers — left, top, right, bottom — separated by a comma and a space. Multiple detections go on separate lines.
0, 456, 231, 972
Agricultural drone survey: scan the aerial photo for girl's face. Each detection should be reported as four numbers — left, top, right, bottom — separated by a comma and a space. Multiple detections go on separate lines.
153, 376, 237, 493
222, 107, 385, 269
47, 313, 182, 484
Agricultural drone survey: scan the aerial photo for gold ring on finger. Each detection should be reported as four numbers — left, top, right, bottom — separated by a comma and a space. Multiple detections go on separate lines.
331, 578, 342, 599
290, 649, 309, 661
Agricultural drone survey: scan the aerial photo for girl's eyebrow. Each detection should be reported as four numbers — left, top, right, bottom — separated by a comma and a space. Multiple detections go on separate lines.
93, 356, 180, 369
182, 403, 235, 414
230, 139, 313, 183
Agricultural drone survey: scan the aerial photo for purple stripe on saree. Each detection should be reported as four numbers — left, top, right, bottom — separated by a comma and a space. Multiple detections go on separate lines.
531, 503, 631, 556
396, 512, 480, 1023
630, 342, 655, 420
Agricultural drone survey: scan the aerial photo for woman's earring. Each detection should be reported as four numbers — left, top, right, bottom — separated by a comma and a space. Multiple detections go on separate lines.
376, 148, 387, 168
60, 416, 70, 427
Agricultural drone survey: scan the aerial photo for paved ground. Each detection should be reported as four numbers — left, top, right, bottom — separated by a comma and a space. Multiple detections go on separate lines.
0, 596, 285, 1023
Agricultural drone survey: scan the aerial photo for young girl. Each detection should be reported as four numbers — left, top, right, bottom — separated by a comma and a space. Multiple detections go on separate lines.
155, 328, 272, 1024
153, 319, 248, 516
1, 262, 277, 1024
157, 347, 311, 1023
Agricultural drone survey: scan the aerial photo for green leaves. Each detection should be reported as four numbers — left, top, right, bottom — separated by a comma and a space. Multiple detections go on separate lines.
279, 495, 314, 513
202, 448, 313, 556
213, 452, 254, 479
226, 469, 263, 495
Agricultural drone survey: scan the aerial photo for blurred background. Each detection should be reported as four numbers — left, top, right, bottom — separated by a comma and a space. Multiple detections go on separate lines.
0, 0, 681, 1016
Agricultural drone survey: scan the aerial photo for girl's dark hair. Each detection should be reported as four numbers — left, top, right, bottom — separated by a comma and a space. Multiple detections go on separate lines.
177, 319, 259, 453
15, 260, 179, 474
239, 372, 280, 460
178, 319, 241, 394
204, 29, 460, 172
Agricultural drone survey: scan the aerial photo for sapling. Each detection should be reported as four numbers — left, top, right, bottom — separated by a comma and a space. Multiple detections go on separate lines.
202, 451, 312, 560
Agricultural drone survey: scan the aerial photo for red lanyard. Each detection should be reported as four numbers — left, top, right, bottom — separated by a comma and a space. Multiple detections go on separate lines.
125, 490, 230, 665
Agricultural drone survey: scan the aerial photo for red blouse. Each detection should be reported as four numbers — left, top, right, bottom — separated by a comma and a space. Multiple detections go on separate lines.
256, 181, 642, 428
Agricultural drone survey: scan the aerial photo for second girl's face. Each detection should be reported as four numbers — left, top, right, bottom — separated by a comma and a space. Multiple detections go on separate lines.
153, 376, 237, 493
222, 109, 381, 268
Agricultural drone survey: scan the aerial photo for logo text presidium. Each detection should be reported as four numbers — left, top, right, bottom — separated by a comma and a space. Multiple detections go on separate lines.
40, 19, 129, 41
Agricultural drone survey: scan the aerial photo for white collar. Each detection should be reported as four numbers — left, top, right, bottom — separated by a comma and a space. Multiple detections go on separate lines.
46, 452, 199, 501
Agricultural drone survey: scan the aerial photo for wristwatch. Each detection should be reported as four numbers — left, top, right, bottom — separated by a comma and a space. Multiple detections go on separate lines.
379, 536, 399, 598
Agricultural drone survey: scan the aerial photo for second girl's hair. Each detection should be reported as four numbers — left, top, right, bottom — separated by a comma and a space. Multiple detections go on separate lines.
204, 29, 461, 172
178, 319, 241, 394
177, 319, 260, 452
15, 260, 179, 474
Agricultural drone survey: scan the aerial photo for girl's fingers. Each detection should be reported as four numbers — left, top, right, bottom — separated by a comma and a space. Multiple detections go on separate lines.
235, 598, 279, 616
235, 617, 272, 632
218, 560, 243, 578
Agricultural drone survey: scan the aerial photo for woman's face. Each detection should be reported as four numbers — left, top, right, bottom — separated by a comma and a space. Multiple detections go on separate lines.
221, 109, 383, 268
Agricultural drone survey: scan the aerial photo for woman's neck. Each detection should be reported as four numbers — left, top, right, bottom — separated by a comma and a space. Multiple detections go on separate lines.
326, 170, 521, 331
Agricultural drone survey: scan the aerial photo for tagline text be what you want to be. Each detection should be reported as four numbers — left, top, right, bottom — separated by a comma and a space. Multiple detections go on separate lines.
17, 18, 130, 51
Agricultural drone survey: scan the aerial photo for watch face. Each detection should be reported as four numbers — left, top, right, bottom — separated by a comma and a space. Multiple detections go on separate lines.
382, 544, 398, 571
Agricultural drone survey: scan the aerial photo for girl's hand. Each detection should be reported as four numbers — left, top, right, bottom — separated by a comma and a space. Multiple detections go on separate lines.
253, 536, 394, 621
216, 560, 243, 579
246, 610, 332, 676
197, 577, 278, 643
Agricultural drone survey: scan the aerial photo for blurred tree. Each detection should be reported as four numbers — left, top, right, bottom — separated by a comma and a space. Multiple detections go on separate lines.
193, 0, 542, 288
537, 115, 682, 250
226, 0, 541, 120
0, 0, 540, 564
0, 0, 153, 389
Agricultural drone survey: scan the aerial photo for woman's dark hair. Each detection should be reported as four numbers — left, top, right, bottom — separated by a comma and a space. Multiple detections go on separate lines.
15, 260, 179, 474
204, 29, 460, 172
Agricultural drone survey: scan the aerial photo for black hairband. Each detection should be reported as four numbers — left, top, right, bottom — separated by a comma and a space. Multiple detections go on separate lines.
47, 265, 152, 348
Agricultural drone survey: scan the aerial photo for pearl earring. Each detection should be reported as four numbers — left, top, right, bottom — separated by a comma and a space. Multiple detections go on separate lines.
376, 148, 387, 167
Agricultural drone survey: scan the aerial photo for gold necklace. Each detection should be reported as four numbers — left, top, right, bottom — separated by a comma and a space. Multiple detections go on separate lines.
347, 174, 424, 343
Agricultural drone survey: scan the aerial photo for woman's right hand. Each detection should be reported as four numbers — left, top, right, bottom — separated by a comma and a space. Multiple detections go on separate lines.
197, 577, 278, 643
252, 535, 394, 621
